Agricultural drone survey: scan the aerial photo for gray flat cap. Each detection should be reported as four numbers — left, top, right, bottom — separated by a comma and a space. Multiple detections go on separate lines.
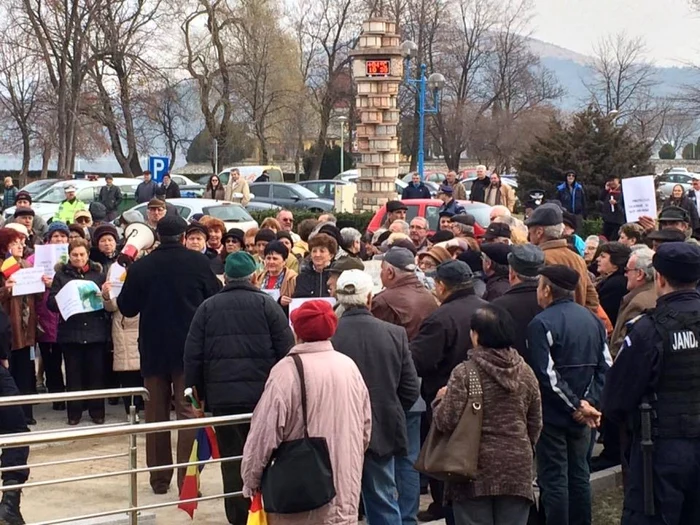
524, 202, 563, 227
508, 244, 545, 277
435, 259, 473, 284
384, 247, 417, 271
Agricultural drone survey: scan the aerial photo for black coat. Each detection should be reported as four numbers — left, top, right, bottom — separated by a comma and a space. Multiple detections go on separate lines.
293, 264, 331, 298
184, 281, 294, 413
599, 187, 626, 225
157, 182, 181, 199
0, 307, 11, 360
597, 269, 628, 327
410, 288, 488, 403
98, 185, 123, 213
470, 177, 491, 203
89, 247, 119, 276
664, 195, 700, 235
331, 307, 420, 458
47, 261, 111, 345
401, 183, 431, 200
117, 242, 221, 377
483, 273, 510, 301
492, 281, 542, 359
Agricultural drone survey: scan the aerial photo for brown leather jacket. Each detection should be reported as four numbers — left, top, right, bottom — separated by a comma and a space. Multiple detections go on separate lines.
540, 239, 599, 312
371, 272, 438, 341
609, 281, 657, 357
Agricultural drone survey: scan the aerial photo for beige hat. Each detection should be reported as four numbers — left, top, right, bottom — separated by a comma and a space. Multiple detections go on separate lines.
5, 223, 29, 237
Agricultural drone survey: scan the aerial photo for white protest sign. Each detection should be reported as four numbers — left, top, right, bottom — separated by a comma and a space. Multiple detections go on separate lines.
263, 289, 281, 302
11, 268, 45, 296
55, 280, 104, 320
107, 263, 127, 300
34, 244, 68, 279
621, 175, 656, 223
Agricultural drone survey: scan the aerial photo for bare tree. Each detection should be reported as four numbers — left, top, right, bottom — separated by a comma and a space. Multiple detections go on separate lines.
659, 108, 698, 150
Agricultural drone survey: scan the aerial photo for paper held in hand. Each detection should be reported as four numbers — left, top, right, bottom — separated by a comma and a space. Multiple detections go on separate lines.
621, 175, 657, 223
34, 244, 68, 280
11, 268, 45, 296
55, 280, 104, 320
107, 263, 127, 300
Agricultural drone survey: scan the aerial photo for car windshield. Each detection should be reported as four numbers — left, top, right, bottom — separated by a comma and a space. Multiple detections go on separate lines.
202, 205, 253, 222
465, 205, 491, 228
290, 185, 320, 199
35, 185, 83, 204
21, 179, 57, 196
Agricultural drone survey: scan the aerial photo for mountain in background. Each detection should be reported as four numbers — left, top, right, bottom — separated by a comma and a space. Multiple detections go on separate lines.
528, 38, 700, 110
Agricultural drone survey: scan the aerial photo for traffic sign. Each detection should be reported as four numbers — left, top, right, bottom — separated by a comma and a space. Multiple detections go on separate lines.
148, 156, 169, 183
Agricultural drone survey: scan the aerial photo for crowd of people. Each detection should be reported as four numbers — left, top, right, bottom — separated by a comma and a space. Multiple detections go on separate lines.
0, 166, 700, 525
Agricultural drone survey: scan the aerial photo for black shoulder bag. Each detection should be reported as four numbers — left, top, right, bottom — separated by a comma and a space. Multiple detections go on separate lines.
261, 354, 336, 514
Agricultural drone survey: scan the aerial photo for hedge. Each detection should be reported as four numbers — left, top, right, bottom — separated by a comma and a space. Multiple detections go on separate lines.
581, 218, 603, 238
249, 209, 375, 232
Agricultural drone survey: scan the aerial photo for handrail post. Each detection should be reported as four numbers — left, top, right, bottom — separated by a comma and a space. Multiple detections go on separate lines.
128, 402, 138, 525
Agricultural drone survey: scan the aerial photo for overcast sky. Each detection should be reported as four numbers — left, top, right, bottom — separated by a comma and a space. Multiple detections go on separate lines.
532, 0, 700, 66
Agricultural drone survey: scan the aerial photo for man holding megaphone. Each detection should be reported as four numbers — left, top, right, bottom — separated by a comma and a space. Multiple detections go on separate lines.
117, 215, 221, 495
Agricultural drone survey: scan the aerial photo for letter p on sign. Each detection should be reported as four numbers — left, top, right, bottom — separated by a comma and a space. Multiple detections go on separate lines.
148, 156, 170, 183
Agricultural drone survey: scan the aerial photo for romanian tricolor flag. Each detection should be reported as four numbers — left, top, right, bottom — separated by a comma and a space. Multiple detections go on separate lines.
1, 257, 20, 279
178, 426, 221, 518
247, 493, 268, 525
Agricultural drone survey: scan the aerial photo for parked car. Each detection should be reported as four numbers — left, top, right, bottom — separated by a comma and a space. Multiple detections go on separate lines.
656, 170, 698, 201
19, 178, 60, 198
248, 182, 334, 212
366, 199, 492, 234
126, 198, 259, 231
330, 170, 437, 197
400, 171, 447, 184
200, 165, 285, 186
4, 178, 139, 222
298, 179, 352, 200
136, 174, 204, 198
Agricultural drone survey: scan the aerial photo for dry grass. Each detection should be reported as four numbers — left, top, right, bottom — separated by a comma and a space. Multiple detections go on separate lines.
593, 485, 624, 525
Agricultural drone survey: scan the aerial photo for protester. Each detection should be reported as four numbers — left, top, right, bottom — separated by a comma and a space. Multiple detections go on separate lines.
663, 183, 700, 236
434, 304, 542, 525
595, 242, 632, 327
276, 209, 300, 242
90, 224, 119, 275
563, 212, 586, 256
157, 174, 181, 199
0, 228, 38, 425
484, 173, 516, 212
489, 205, 511, 223
224, 169, 251, 205
385, 201, 408, 227
12, 190, 48, 239
318, 213, 337, 224
259, 217, 281, 233
117, 215, 221, 494
241, 300, 371, 525
583, 235, 600, 264
135, 171, 158, 203
408, 218, 429, 252
331, 269, 419, 523
527, 203, 599, 312
68, 224, 85, 241
602, 242, 700, 525
292, 218, 318, 260
492, 244, 545, 358
2, 177, 17, 211
402, 172, 432, 199
185, 250, 294, 524
244, 227, 258, 256
450, 216, 475, 239
444, 171, 467, 201
293, 233, 336, 298
47, 238, 110, 425
618, 223, 645, 247
222, 229, 244, 255
97, 175, 123, 221
410, 259, 488, 522
199, 216, 226, 255
556, 170, 586, 231
202, 174, 226, 200
688, 174, 700, 216
599, 176, 625, 241
254, 241, 297, 312
54, 185, 86, 224
482, 222, 511, 244
12, 208, 40, 253
480, 242, 512, 301
418, 245, 451, 274
527, 265, 611, 525
469, 165, 490, 203
145, 198, 167, 229
438, 185, 465, 216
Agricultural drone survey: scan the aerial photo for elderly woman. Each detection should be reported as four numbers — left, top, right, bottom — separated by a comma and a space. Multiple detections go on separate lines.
220, 228, 244, 262
254, 241, 297, 311
200, 216, 227, 254
260, 217, 281, 233
418, 246, 452, 275
294, 233, 337, 298
241, 299, 371, 525
90, 224, 120, 275
244, 227, 259, 255
433, 304, 542, 525
663, 183, 700, 234
583, 235, 600, 264
596, 241, 632, 327
0, 228, 39, 424
48, 238, 111, 425
618, 223, 645, 248
340, 227, 362, 258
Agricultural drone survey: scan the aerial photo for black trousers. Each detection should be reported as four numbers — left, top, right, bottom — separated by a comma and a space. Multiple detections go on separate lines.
63, 342, 106, 420
0, 366, 29, 485
214, 412, 250, 525
38, 342, 65, 393
118, 371, 144, 414
9, 347, 36, 421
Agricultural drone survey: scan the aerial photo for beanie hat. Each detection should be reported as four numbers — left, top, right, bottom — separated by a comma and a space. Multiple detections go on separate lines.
290, 300, 338, 342
46, 221, 70, 239
89, 202, 107, 222
14, 191, 31, 204
224, 251, 257, 279
93, 224, 119, 245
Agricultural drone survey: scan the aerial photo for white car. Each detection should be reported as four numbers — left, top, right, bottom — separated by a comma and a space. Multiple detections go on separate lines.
126, 198, 258, 232
4, 178, 140, 222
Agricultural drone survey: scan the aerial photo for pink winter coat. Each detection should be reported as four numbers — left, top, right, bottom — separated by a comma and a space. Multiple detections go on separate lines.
241, 340, 371, 525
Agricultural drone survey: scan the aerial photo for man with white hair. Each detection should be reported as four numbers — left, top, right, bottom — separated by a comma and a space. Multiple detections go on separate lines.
389, 220, 410, 235
470, 165, 490, 203
489, 205, 511, 223
276, 209, 300, 243
526, 203, 599, 312
331, 269, 420, 525
409, 217, 429, 251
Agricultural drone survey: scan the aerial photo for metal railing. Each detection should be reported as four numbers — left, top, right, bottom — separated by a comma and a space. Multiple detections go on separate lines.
0, 388, 252, 525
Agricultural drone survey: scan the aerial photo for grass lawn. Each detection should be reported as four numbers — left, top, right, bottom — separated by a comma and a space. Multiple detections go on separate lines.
593, 485, 624, 524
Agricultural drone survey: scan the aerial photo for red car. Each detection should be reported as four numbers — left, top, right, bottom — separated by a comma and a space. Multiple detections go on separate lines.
367, 199, 492, 235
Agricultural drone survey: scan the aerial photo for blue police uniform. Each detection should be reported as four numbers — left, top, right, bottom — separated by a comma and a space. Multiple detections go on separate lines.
602, 242, 700, 525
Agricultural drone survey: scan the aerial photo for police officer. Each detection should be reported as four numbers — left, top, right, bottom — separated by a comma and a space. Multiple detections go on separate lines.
603, 242, 700, 525
0, 307, 29, 524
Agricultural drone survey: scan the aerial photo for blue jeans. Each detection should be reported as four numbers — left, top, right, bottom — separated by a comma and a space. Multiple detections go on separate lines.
362, 454, 402, 525
536, 424, 591, 525
395, 411, 421, 525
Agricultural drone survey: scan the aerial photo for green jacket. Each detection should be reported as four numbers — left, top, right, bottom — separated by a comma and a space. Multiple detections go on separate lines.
54, 199, 86, 224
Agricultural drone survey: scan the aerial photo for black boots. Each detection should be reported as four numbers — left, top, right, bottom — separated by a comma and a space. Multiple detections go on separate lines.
0, 481, 25, 525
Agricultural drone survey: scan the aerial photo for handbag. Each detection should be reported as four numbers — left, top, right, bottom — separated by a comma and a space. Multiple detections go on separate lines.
414, 361, 483, 482
261, 354, 336, 514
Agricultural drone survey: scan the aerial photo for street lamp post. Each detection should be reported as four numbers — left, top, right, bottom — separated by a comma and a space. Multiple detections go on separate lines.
400, 40, 445, 180
338, 116, 348, 174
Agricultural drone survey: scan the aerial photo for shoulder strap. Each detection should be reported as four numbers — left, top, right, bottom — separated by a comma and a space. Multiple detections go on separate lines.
291, 354, 309, 438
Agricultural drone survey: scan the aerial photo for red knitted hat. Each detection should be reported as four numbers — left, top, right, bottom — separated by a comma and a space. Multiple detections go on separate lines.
290, 300, 338, 342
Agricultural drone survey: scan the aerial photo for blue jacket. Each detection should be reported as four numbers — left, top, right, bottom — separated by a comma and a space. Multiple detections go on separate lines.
556, 182, 586, 216
439, 198, 465, 216
526, 298, 611, 427
402, 182, 431, 200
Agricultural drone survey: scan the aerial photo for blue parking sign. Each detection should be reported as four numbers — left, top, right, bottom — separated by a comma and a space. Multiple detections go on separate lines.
148, 156, 169, 183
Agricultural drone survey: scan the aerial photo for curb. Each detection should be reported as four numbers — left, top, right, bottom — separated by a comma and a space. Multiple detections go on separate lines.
590, 465, 623, 493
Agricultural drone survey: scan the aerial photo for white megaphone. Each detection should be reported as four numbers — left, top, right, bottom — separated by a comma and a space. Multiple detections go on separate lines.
118, 223, 155, 267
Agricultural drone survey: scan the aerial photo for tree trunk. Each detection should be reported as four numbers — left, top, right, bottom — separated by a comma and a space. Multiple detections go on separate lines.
309, 101, 332, 180
41, 143, 51, 179
19, 128, 31, 186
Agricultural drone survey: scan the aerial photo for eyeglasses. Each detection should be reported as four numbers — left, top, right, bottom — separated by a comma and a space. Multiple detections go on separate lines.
76, 218, 90, 224
410, 225, 426, 230
225, 239, 238, 244
624, 266, 640, 273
